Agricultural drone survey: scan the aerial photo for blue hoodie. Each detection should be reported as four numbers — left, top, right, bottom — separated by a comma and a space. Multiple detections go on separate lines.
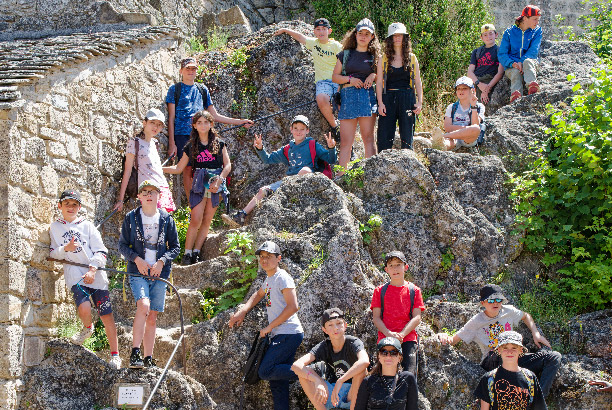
256, 137, 337, 176
498, 24, 542, 68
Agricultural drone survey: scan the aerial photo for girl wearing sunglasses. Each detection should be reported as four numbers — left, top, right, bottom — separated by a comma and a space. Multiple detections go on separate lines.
354, 337, 418, 410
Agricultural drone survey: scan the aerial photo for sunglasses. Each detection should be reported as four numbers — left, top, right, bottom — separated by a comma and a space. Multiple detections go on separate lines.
487, 298, 503, 303
379, 349, 400, 357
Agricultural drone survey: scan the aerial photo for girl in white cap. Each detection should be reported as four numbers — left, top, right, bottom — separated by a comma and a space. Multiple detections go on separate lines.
115, 108, 176, 213
376, 22, 423, 152
332, 18, 381, 173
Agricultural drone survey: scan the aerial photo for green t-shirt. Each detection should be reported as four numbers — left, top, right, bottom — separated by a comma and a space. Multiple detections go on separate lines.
304, 37, 343, 83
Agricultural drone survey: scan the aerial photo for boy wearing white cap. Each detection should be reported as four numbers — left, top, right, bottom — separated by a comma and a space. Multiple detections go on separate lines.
474, 331, 547, 410
467, 24, 505, 105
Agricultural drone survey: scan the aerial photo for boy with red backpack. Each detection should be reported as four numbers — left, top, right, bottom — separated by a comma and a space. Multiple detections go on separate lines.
223, 115, 336, 227
370, 251, 425, 377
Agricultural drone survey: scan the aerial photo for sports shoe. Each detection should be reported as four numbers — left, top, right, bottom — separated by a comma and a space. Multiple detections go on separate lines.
143, 356, 157, 368
181, 253, 192, 266
431, 127, 446, 151
109, 355, 122, 369
222, 210, 246, 228
510, 90, 522, 103
130, 350, 144, 369
528, 81, 540, 95
191, 252, 200, 265
69, 326, 93, 346
331, 125, 340, 142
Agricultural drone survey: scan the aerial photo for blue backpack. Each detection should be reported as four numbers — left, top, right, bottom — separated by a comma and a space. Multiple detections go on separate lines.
450, 101, 486, 145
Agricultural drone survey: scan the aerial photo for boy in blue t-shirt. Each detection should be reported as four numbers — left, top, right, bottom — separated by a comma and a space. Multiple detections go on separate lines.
165, 57, 253, 199
222, 115, 336, 227
467, 24, 505, 105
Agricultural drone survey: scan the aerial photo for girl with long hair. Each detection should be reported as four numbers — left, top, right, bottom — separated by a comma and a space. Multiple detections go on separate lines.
163, 110, 231, 265
376, 23, 423, 151
332, 18, 381, 173
354, 337, 418, 410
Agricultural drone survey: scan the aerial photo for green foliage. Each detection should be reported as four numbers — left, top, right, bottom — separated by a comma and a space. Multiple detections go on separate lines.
83, 319, 109, 352
333, 159, 365, 190
510, 68, 612, 311
57, 317, 108, 352
205, 27, 230, 51
57, 316, 81, 339
172, 206, 191, 261
216, 232, 259, 312
439, 249, 455, 273
187, 36, 207, 53
299, 245, 328, 285
422, 279, 445, 301
359, 214, 382, 244
199, 288, 219, 320
579, 0, 612, 60
312, 0, 491, 104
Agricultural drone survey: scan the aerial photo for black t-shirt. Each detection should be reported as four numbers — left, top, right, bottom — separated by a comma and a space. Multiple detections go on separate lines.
183, 139, 226, 169
474, 366, 547, 410
386, 65, 412, 89
470, 45, 500, 78
337, 50, 375, 82
354, 371, 418, 410
309, 336, 364, 384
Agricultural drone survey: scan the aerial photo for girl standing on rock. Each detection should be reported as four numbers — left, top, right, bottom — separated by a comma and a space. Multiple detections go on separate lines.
332, 18, 381, 173
163, 110, 231, 265
376, 22, 423, 151
354, 337, 418, 410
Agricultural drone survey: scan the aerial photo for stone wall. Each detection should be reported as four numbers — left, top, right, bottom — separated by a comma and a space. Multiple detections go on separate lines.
0, 29, 179, 410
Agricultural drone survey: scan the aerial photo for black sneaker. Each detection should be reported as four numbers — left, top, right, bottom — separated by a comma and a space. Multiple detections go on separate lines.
181, 253, 192, 266
331, 125, 341, 142
222, 210, 246, 228
129, 350, 144, 369
191, 252, 200, 265
143, 356, 157, 368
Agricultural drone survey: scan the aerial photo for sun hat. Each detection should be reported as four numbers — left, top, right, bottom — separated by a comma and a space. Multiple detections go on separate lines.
314, 18, 331, 28
387, 22, 407, 38
480, 284, 508, 303
384, 251, 407, 266
291, 115, 310, 128
481, 24, 496, 33
377, 337, 402, 351
496, 331, 527, 351
138, 180, 160, 194
180, 57, 198, 68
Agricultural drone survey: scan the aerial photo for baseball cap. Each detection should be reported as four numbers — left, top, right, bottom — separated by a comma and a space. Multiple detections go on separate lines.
320, 308, 344, 327
138, 180, 160, 194
314, 18, 331, 28
384, 251, 407, 266
377, 337, 402, 351
291, 115, 310, 128
255, 240, 281, 256
180, 57, 198, 68
356, 18, 375, 34
518, 5, 542, 20
496, 331, 526, 350
387, 22, 407, 38
455, 76, 474, 89
481, 23, 496, 33
480, 284, 508, 303
59, 189, 82, 204
145, 108, 166, 125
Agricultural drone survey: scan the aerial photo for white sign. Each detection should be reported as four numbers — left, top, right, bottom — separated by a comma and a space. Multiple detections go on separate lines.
117, 385, 145, 405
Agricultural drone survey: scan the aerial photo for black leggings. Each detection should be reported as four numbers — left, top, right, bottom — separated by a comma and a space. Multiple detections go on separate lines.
377, 88, 416, 150
401, 340, 418, 377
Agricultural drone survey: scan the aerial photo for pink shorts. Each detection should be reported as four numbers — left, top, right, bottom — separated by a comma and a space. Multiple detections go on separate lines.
157, 185, 176, 212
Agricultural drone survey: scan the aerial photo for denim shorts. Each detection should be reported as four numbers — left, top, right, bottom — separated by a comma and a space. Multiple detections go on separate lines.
129, 275, 167, 312
316, 79, 339, 97
71, 284, 113, 316
265, 180, 283, 193
323, 381, 351, 409
338, 86, 377, 120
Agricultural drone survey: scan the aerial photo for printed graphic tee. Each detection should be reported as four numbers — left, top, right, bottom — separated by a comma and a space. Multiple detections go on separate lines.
261, 269, 303, 336
140, 209, 160, 266
309, 336, 364, 384
445, 101, 486, 126
474, 366, 547, 410
126, 138, 167, 188
471, 45, 500, 77
304, 37, 343, 82
183, 139, 226, 169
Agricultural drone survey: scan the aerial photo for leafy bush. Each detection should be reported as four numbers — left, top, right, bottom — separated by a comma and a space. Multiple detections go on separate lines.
172, 206, 191, 262
579, 0, 612, 60
510, 68, 612, 311
312, 0, 492, 107
359, 214, 382, 244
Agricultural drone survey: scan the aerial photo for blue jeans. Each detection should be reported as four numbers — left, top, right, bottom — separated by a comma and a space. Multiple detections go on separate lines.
258, 333, 304, 410
518, 349, 562, 397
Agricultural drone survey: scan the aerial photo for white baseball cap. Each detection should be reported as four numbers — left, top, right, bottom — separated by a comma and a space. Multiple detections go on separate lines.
145, 108, 166, 125
356, 18, 375, 34
455, 76, 474, 89
387, 22, 407, 38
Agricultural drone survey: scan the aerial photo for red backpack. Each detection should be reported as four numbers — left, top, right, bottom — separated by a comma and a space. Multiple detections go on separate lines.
283, 139, 333, 179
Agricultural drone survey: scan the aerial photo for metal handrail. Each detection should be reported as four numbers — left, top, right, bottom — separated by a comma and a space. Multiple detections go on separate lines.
46, 257, 186, 377
143, 332, 185, 410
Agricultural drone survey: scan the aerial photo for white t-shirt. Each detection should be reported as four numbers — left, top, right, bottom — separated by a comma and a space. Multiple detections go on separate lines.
140, 209, 160, 265
126, 137, 168, 188
262, 269, 303, 336
445, 101, 485, 126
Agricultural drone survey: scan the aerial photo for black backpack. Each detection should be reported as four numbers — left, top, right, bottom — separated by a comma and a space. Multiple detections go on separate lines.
380, 282, 416, 322
242, 333, 270, 385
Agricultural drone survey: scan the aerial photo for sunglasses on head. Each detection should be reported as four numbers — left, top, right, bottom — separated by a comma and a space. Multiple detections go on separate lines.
487, 298, 503, 303
379, 349, 400, 357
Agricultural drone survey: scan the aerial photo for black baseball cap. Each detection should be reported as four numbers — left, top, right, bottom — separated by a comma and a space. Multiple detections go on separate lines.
255, 241, 281, 256
384, 251, 407, 266
480, 284, 508, 302
320, 308, 344, 327
377, 337, 402, 351
314, 18, 331, 28
59, 189, 82, 204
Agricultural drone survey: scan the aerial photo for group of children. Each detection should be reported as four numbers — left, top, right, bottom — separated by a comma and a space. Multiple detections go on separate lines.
228, 244, 561, 410
47, 4, 558, 406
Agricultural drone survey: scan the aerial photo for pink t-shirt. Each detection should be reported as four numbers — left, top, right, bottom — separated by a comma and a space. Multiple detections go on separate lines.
370, 282, 425, 343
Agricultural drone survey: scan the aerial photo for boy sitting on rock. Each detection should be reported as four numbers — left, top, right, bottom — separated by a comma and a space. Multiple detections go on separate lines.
223, 115, 336, 227
474, 331, 547, 410
49, 189, 121, 369
437, 284, 561, 397
292, 308, 369, 410
275, 18, 343, 139
467, 24, 505, 105
371, 251, 425, 376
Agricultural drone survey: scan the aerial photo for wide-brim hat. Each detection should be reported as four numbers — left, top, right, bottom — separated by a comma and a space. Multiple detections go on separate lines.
387, 22, 407, 38
496, 331, 527, 351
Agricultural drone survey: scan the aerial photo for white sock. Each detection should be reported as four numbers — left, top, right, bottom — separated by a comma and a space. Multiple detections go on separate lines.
185, 249, 192, 256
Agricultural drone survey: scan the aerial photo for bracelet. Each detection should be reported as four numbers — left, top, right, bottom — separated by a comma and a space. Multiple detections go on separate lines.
471, 106, 478, 109
347, 75, 352, 84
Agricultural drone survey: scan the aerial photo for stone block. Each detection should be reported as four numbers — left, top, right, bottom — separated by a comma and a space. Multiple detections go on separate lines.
0, 379, 19, 409
65, 137, 80, 162
48, 108, 69, 130
33, 303, 60, 327
80, 132, 98, 164
24, 136, 48, 163
0, 220, 21, 260
99, 142, 121, 177
9, 186, 32, 219
23, 336, 46, 367
0, 294, 22, 323
47, 140, 67, 158
18, 162, 39, 194
39, 126, 61, 141
39, 166, 58, 197
0, 260, 26, 297
25, 268, 41, 302
32, 197, 55, 224
86, 166, 103, 194
258, 7, 275, 24
92, 115, 111, 141
218, 6, 251, 27
40, 270, 65, 304
0, 324, 23, 378
30, 243, 54, 270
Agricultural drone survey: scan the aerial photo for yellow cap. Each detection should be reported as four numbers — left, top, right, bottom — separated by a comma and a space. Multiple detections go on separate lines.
481, 24, 496, 34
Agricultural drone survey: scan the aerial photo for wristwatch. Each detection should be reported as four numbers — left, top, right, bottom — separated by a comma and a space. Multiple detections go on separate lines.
474, 80, 480, 86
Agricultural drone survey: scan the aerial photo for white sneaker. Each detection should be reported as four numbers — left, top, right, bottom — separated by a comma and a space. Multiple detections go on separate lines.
431, 127, 446, 151
69, 326, 94, 346
109, 355, 122, 369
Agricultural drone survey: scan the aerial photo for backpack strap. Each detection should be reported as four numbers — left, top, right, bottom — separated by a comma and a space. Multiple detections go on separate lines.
173, 82, 182, 107
520, 368, 535, 404
195, 82, 207, 105
133, 136, 140, 171
410, 53, 416, 89
475, 45, 487, 62
382, 54, 388, 95
380, 282, 390, 320
283, 144, 290, 163
408, 282, 415, 320
487, 368, 498, 406
308, 139, 317, 169
129, 210, 136, 252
